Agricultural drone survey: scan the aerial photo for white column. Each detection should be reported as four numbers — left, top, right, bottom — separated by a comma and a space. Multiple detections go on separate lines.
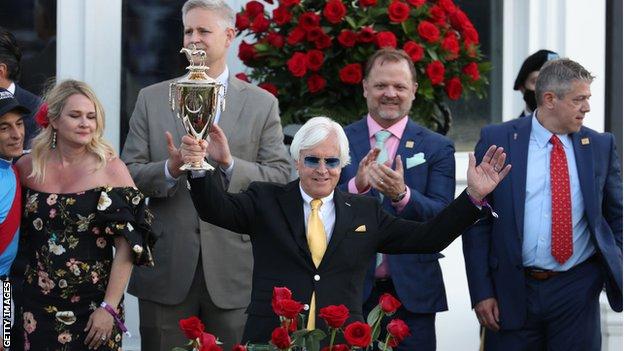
57, 0, 122, 151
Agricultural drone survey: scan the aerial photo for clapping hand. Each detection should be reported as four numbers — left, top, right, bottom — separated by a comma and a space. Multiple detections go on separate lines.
466, 145, 511, 201
354, 148, 380, 191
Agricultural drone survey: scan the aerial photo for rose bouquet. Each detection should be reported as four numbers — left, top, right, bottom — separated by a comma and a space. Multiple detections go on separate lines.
235, 0, 490, 133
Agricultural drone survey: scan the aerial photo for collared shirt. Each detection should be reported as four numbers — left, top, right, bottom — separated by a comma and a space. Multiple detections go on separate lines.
347, 115, 410, 211
299, 186, 336, 242
165, 67, 231, 185
522, 113, 594, 270
7, 82, 15, 95
0, 158, 20, 276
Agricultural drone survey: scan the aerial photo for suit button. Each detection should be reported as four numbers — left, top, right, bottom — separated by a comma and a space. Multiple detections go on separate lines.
314, 274, 320, 281
303, 304, 310, 311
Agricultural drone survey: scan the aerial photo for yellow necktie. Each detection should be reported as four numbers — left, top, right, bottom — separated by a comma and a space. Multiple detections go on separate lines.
306, 199, 327, 330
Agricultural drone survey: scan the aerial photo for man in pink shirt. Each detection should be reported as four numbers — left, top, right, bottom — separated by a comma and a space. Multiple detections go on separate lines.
338, 48, 456, 351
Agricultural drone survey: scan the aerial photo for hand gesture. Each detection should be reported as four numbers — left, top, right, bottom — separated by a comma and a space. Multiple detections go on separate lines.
84, 307, 114, 349
206, 124, 233, 168
354, 148, 380, 192
368, 155, 407, 200
467, 145, 511, 201
165, 131, 184, 178
474, 297, 500, 331
179, 134, 208, 166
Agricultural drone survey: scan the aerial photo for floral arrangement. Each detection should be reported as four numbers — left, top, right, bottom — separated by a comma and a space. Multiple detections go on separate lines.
234, 0, 490, 132
174, 286, 409, 351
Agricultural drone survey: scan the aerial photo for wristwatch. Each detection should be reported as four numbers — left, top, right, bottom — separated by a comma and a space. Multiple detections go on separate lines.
391, 188, 407, 202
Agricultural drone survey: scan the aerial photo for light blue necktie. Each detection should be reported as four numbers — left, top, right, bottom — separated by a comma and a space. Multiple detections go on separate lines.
374, 130, 392, 165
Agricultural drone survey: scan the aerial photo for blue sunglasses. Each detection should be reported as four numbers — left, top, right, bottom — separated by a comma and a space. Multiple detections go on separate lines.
303, 156, 341, 169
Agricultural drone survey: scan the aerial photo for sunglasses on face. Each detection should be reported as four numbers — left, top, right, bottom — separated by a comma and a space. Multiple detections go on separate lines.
303, 156, 341, 169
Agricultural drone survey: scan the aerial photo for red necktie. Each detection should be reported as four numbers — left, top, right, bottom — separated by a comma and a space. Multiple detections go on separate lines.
549, 135, 573, 264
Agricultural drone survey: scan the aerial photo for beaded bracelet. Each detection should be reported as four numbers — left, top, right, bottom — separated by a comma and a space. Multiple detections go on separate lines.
100, 302, 132, 337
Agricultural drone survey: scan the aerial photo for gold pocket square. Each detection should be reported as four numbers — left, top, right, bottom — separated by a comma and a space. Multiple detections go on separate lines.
355, 225, 367, 232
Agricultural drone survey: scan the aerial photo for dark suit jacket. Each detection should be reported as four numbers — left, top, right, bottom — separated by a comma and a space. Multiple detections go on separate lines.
339, 117, 455, 313
462, 116, 623, 330
189, 171, 484, 343
13, 84, 42, 149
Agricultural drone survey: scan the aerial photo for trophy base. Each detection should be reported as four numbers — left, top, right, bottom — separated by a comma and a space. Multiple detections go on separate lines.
180, 160, 215, 172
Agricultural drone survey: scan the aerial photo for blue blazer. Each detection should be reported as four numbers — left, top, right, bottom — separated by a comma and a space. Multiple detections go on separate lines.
339, 117, 455, 313
462, 116, 623, 329
13, 83, 42, 148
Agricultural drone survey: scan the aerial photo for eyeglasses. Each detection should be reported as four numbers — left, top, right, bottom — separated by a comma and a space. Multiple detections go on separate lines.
303, 156, 341, 169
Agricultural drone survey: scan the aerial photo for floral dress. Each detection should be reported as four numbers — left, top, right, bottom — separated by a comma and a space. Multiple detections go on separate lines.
19, 187, 155, 351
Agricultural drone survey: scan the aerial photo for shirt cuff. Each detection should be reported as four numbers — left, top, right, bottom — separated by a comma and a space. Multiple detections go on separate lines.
391, 187, 410, 213
219, 159, 234, 183
164, 159, 179, 187
348, 177, 370, 194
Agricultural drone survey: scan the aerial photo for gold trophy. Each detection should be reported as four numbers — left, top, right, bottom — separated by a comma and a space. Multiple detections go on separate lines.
169, 43, 225, 171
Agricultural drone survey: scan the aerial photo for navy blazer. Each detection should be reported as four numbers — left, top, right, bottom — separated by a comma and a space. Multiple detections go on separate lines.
13, 84, 42, 148
339, 117, 455, 313
462, 116, 623, 330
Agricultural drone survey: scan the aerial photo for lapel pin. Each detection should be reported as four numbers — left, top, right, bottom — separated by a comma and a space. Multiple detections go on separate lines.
581, 137, 590, 145
345, 202, 351, 207
405, 141, 414, 148
513, 133, 517, 140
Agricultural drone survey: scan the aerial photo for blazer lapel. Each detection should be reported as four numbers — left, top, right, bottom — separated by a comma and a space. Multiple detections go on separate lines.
572, 130, 597, 226
396, 121, 425, 175
510, 117, 531, 240
216, 76, 246, 139
277, 181, 312, 262
320, 190, 354, 269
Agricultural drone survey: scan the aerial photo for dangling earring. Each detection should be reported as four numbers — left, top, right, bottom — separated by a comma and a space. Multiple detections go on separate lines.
51, 130, 57, 149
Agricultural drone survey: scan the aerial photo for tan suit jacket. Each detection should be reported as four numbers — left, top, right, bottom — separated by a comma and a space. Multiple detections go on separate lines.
121, 76, 291, 308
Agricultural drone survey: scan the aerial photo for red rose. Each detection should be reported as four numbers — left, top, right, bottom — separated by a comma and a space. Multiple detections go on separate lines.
235, 13, 250, 30
306, 27, 325, 42
307, 74, 327, 93
178, 316, 204, 340
379, 293, 402, 314
270, 327, 291, 350
321, 345, 350, 351
286, 52, 308, 77
462, 26, 479, 45
387, 319, 410, 342
200, 332, 217, 347
388, 337, 400, 348
274, 298, 304, 318
450, 9, 472, 31
426, 60, 445, 85
318, 304, 349, 328
238, 41, 257, 62
265, 0, 274, 4
314, 33, 332, 49
286, 27, 306, 45
339, 63, 363, 84
429, 5, 446, 25
359, 0, 377, 6
438, 0, 457, 14
406, 0, 425, 6
403, 41, 424, 62
462, 62, 480, 81
267, 32, 285, 48
323, 0, 347, 24
445, 77, 463, 100
245, 1, 264, 18
34, 103, 49, 128
235, 72, 250, 82
375, 31, 397, 48
417, 20, 440, 43
258, 83, 278, 97
388, 1, 410, 23
337, 29, 357, 47
273, 6, 292, 26
281, 0, 300, 7
232, 344, 247, 351
344, 322, 372, 348
306, 50, 324, 71
299, 12, 321, 31
250, 15, 270, 33
357, 27, 376, 43
441, 32, 460, 59
272, 287, 292, 303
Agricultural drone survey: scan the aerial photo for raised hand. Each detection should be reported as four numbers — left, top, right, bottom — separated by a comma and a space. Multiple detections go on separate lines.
206, 124, 233, 168
165, 131, 184, 178
354, 148, 380, 192
467, 145, 511, 201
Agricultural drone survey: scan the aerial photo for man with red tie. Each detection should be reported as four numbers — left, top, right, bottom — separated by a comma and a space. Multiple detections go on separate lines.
463, 59, 622, 351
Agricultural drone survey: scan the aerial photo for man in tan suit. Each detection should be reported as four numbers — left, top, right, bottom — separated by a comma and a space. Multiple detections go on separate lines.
120, 1, 291, 349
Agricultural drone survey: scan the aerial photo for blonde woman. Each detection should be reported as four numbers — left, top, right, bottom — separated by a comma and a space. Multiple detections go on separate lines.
16, 80, 154, 350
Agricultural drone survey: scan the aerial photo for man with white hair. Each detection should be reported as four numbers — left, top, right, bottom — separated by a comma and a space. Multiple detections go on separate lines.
180, 116, 511, 344
121, 0, 291, 349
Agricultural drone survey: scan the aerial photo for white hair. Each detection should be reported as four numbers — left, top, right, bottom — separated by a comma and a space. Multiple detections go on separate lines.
290, 117, 351, 168
181, 0, 235, 29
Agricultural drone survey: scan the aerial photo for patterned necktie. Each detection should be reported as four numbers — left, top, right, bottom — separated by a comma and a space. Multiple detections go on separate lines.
549, 135, 573, 264
306, 199, 327, 330
375, 130, 392, 164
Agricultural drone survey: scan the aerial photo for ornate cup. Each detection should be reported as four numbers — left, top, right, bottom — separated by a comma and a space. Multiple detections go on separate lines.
169, 44, 225, 171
